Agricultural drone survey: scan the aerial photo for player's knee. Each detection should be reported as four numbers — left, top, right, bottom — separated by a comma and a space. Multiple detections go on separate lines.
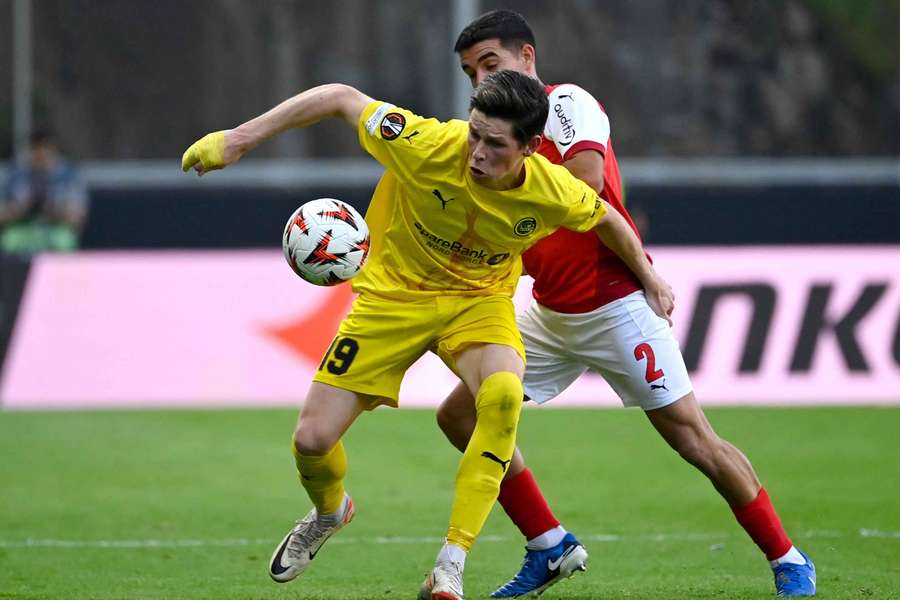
293, 421, 335, 456
435, 403, 453, 434
475, 372, 523, 438
476, 372, 522, 411
436, 397, 467, 434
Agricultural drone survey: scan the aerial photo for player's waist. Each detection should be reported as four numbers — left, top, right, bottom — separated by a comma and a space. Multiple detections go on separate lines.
534, 289, 646, 317
532, 276, 643, 314
352, 274, 517, 300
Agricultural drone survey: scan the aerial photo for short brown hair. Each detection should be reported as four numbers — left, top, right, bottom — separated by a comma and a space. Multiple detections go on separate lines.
470, 70, 548, 145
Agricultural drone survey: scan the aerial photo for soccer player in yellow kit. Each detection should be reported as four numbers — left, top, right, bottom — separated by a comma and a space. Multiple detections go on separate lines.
182, 70, 673, 599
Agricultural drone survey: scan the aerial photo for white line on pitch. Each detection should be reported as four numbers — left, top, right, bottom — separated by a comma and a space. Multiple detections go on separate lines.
0, 528, 880, 550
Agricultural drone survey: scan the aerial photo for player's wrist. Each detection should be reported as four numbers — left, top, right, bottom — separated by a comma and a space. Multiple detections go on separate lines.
230, 125, 261, 154
638, 268, 665, 293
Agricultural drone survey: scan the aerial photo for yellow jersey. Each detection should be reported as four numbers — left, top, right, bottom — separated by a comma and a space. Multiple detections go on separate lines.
353, 100, 606, 299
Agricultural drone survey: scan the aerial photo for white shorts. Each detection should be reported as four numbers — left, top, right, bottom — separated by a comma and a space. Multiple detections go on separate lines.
519, 291, 693, 410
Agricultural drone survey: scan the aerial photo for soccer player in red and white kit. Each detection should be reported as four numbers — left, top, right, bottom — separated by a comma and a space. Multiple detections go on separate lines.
428, 10, 817, 598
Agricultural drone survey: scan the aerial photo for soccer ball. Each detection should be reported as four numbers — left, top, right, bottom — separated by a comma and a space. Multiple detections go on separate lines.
282, 198, 370, 286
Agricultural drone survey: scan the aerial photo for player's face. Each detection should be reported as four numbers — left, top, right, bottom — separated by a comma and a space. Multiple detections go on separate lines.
467, 108, 534, 190
458, 39, 535, 87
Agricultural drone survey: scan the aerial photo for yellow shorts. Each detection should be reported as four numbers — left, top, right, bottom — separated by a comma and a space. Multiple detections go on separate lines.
312, 293, 524, 409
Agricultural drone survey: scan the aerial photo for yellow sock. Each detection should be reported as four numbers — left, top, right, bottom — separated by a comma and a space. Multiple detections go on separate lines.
292, 440, 347, 515
446, 371, 523, 551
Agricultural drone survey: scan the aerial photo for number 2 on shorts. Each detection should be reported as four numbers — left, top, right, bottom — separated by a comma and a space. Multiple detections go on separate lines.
319, 337, 359, 375
634, 342, 665, 383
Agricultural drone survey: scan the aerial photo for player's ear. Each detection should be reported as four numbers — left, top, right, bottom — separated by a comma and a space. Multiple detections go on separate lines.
523, 135, 541, 156
520, 43, 536, 68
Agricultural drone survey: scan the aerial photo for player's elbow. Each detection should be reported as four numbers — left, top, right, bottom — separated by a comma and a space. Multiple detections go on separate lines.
328, 84, 372, 125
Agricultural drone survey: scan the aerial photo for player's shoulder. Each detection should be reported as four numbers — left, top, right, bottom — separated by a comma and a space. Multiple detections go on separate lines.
361, 100, 462, 144
547, 83, 602, 110
527, 153, 588, 200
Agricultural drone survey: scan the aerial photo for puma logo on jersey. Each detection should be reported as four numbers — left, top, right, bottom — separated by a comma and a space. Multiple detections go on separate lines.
650, 383, 668, 391
431, 189, 453, 210
403, 130, 420, 143
481, 451, 511, 472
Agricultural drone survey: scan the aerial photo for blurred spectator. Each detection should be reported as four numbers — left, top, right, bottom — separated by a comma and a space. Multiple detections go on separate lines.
0, 130, 89, 255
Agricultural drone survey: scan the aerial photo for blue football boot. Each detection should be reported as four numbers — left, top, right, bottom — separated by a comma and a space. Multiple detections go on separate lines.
490, 532, 588, 598
773, 550, 816, 597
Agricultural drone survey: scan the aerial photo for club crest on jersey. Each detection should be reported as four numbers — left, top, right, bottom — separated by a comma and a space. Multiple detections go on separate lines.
380, 113, 406, 141
514, 217, 537, 237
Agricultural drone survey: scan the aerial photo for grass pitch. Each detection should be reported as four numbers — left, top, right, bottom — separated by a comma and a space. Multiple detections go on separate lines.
1, 406, 899, 599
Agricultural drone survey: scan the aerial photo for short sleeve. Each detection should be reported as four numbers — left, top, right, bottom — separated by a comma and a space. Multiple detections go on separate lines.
357, 101, 454, 182
544, 84, 610, 162
559, 177, 607, 233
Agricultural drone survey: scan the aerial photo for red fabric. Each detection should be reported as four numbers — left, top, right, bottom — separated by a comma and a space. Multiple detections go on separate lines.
497, 468, 560, 541
731, 487, 793, 560
561, 139, 606, 162
524, 84, 647, 314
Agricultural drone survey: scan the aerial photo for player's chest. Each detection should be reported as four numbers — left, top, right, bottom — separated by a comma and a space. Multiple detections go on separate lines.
402, 182, 548, 249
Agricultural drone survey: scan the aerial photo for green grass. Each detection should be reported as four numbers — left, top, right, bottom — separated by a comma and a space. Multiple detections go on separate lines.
1, 406, 899, 599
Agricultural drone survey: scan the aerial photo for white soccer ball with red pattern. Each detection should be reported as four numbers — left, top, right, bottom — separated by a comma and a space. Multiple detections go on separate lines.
282, 198, 370, 286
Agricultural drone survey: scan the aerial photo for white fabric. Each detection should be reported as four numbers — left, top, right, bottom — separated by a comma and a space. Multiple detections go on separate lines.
520, 291, 692, 410
543, 84, 610, 158
526, 525, 567, 551
770, 545, 807, 567
438, 542, 467, 565
364, 102, 395, 136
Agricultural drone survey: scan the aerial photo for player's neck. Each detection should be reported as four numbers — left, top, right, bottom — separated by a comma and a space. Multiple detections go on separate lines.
477, 164, 527, 191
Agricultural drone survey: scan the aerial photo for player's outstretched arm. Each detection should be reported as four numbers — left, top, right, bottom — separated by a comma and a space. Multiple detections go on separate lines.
594, 202, 675, 324
181, 84, 374, 176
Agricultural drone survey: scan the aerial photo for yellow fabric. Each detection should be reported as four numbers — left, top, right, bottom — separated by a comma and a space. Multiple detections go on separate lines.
293, 440, 347, 514
312, 293, 523, 408
181, 131, 226, 172
446, 371, 524, 550
355, 101, 606, 300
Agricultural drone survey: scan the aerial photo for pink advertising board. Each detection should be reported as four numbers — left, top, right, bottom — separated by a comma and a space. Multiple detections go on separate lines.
2, 247, 898, 409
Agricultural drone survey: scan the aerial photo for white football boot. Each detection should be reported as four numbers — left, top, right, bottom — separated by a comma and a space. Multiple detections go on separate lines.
268, 494, 354, 582
418, 559, 465, 600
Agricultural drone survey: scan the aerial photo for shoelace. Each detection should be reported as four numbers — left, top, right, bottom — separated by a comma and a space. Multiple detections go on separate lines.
285, 513, 330, 558
436, 561, 464, 594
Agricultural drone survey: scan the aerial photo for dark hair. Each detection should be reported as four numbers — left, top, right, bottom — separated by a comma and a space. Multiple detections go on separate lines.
454, 9, 535, 53
470, 70, 548, 145
30, 128, 54, 145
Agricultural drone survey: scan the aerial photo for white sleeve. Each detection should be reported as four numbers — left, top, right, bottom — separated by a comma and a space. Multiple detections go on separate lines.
544, 84, 610, 161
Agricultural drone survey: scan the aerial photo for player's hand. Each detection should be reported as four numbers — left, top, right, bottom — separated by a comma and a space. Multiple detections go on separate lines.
181, 130, 244, 176
645, 275, 675, 326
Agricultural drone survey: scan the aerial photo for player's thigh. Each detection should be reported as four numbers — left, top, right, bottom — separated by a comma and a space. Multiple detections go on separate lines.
294, 381, 371, 454
312, 293, 435, 408
435, 294, 525, 391
518, 304, 588, 404
453, 343, 524, 394
583, 292, 693, 410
